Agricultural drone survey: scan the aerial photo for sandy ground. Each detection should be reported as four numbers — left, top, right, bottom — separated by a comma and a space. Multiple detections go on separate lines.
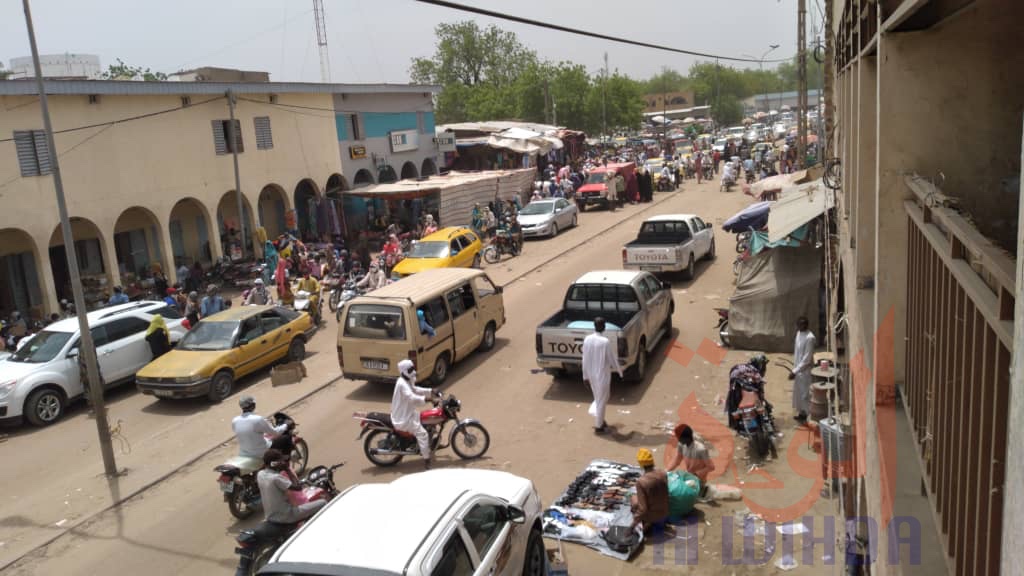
1, 174, 844, 575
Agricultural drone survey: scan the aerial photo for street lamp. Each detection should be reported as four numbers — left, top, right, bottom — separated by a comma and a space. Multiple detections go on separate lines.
743, 44, 780, 117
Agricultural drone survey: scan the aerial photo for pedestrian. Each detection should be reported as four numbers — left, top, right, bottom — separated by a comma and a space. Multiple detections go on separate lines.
200, 284, 225, 318
581, 316, 623, 434
695, 152, 704, 184
185, 291, 200, 326
145, 314, 171, 359
712, 149, 721, 175
667, 424, 715, 497
630, 448, 669, 533
789, 316, 816, 423
108, 285, 129, 305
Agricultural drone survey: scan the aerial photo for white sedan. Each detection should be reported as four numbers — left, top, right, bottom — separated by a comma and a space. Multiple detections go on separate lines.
261, 469, 546, 576
518, 198, 578, 238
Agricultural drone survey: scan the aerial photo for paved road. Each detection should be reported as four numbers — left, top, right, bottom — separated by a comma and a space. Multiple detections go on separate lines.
2, 177, 831, 575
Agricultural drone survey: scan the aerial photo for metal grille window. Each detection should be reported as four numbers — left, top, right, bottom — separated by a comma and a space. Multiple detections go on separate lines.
254, 117, 273, 150
13, 130, 52, 177
211, 119, 243, 155
350, 114, 363, 141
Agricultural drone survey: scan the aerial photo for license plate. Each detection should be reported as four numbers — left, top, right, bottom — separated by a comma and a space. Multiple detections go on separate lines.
362, 359, 389, 371
220, 481, 234, 493
640, 264, 662, 271
153, 390, 176, 398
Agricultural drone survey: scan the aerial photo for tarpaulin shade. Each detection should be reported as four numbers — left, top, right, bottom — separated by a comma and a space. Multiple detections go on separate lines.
766, 181, 833, 243
723, 201, 772, 232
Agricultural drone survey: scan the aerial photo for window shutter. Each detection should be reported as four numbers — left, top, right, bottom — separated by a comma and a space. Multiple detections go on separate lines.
32, 130, 52, 175
254, 116, 273, 150
211, 120, 227, 155
227, 119, 244, 153
14, 131, 39, 176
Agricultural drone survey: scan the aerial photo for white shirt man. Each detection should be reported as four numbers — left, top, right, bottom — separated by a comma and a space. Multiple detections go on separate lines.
245, 279, 270, 305
356, 265, 387, 292
581, 317, 623, 434
791, 317, 816, 422
391, 359, 435, 468
232, 396, 289, 458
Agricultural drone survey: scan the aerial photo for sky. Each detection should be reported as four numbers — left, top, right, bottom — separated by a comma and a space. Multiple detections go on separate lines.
0, 0, 821, 85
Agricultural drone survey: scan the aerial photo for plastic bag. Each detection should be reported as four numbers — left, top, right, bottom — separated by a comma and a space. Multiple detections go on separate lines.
667, 471, 701, 517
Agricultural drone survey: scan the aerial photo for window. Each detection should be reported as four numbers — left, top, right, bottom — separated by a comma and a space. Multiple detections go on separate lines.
103, 317, 150, 343
456, 235, 472, 251
693, 217, 706, 231
88, 94, 100, 105
275, 306, 299, 322
343, 304, 406, 340
149, 305, 183, 320
211, 119, 243, 155
181, 96, 192, 107
424, 297, 449, 328
636, 279, 654, 302
472, 275, 497, 298
458, 283, 476, 312
238, 317, 263, 343
446, 290, 465, 318
350, 114, 363, 141
462, 504, 507, 559
449, 239, 461, 256
430, 532, 474, 576
254, 116, 273, 150
464, 232, 478, 245
13, 130, 51, 177
260, 310, 284, 332
642, 276, 663, 301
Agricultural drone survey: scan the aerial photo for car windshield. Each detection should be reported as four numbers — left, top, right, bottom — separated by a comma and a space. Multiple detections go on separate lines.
177, 321, 239, 351
7, 331, 72, 363
586, 172, 607, 185
520, 202, 555, 215
406, 241, 450, 259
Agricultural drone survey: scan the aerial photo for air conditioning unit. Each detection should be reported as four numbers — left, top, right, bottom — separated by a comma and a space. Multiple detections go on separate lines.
819, 417, 853, 465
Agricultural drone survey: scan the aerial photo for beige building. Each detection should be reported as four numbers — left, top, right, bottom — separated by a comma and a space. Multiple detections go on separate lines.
829, 0, 1023, 574
0, 79, 435, 318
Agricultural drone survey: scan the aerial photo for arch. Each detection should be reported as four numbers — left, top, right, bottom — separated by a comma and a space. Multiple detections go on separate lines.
169, 197, 214, 273
400, 162, 418, 180
293, 178, 322, 242
378, 164, 398, 184
0, 228, 44, 318
217, 191, 256, 259
353, 169, 374, 188
325, 173, 348, 195
48, 217, 111, 307
113, 206, 167, 282
258, 184, 289, 241
670, 96, 688, 105
421, 158, 438, 177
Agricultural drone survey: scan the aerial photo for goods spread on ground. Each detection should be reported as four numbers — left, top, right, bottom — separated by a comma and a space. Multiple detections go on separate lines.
541, 459, 643, 560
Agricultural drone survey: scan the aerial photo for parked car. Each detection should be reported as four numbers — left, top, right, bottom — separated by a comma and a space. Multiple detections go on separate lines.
622, 214, 715, 280
391, 226, 483, 279
259, 469, 546, 576
518, 198, 578, 238
135, 305, 313, 402
0, 301, 187, 426
535, 270, 674, 382
576, 162, 635, 211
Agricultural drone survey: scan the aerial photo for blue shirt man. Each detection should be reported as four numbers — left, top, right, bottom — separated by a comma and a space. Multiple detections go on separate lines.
417, 309, 435, 337
108, 287, 129, 305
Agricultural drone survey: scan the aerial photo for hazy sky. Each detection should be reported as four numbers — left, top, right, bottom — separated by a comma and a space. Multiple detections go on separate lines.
1, 0, 820, 84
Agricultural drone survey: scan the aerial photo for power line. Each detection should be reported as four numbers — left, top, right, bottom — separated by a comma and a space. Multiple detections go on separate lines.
413, 0, 793, 64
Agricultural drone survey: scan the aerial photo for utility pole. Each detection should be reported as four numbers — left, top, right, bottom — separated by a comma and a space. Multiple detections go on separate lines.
602, 52, 608, 141
226, 90, 247, 260
312, 0, 331, 82
714, 58, 720, 130
662, 73, 667, 144
797, 0, 808, 168
21, 0, 117, 477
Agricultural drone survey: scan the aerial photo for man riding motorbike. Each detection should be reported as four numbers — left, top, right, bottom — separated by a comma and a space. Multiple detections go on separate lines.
355, 261, 387, 292
256, 448, 326, 525
390, 359, 438, 469
295, 271, 321, 320
244, 278, 271, 305
232, 396, 293, 458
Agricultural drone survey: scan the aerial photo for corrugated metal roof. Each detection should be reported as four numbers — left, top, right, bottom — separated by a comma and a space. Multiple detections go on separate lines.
0, 79, 441, 96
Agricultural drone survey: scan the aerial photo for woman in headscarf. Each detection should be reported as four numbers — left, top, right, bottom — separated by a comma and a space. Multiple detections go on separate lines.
145, 315, 171, 358
263, 241, 278, 286
274, 256, 291, 305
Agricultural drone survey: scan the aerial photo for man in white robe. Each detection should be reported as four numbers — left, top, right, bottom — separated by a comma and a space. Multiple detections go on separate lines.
582, 317, 623, 434
789, 316, 816, 423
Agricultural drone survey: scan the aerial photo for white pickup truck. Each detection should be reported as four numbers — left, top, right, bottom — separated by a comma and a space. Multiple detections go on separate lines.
621, 214, 715, 280
535, 270, 674, 382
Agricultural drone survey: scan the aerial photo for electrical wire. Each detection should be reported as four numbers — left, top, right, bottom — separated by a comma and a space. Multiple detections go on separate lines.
413, 0, 793, 64
172, 9, 314, 72
236, 96, 432, 116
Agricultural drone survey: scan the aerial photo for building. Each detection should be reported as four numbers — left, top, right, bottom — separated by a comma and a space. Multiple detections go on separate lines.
828, 0, 1022, 574
168, 67, 271, 83
0, 79, 438, 318
743, 88, 822, 113
7, 54, 101, 80
642, 90, 696, 114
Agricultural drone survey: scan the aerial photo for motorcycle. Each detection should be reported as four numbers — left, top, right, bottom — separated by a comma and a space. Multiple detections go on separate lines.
324, 273, 344, 313
714, 307, 731, 347
334, 279, 364, 322
353, 392, 490, 467
482, 230, 521, 264
214, 411, 310, 520
726, 359, 777, 460
293, 286, 323, 325
232, 462, 345, 576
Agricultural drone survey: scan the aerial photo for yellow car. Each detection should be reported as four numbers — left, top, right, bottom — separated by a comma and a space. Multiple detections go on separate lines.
135, 305, 315, 401
390, 226, 483, 279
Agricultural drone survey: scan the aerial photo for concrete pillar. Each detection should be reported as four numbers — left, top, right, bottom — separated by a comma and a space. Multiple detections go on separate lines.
100, 229, 123, 290
856, 56, 877, 279
33, 232, 59, 316
159, 215, 178, 285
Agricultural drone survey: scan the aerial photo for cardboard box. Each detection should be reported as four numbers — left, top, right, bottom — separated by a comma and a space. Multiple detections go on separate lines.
271, 362, 306, 386
545, 545, 568, 576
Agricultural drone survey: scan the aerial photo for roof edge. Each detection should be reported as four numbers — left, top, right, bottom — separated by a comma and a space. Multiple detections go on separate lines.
0, 79, 442, 97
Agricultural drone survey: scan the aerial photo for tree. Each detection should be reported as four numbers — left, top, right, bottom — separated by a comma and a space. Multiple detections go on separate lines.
711, 94, 743, 126
101, 58, 166, 81
639, 67, 689, 95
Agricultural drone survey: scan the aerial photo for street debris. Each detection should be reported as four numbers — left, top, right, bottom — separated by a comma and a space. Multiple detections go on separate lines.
777, 521, 810, 535
774, 554, 798, 570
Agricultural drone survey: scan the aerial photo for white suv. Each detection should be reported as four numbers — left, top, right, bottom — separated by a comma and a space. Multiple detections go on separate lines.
0, 301, 186, 426
261, 469, 546, 576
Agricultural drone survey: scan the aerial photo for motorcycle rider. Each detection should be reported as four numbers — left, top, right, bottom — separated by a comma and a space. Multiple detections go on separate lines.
295, 270, 321, 321
245, 278, 271, 305
256, 448, 326, 524
355, 261, 387, 292
232, 396, 293, 459
390, 359, 437, 469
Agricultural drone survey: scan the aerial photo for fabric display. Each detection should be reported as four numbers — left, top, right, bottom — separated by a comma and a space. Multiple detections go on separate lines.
301, 197, 346, 240
542, 459, 644, 560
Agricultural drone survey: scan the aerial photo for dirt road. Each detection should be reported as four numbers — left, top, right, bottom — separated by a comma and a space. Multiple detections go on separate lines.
3, 176, 837, 575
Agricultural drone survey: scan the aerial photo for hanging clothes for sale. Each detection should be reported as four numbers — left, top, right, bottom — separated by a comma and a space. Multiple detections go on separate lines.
325, 198, 343, 237
305, 197, 319, 239
316, 196, 330, 238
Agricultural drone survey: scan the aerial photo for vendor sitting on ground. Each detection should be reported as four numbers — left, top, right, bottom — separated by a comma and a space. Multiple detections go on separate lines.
630, 448, 669, 533
667, 424, 715, 498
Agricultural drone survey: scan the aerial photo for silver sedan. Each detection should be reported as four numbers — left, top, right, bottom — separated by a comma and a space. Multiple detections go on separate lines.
517, 198, 578, 238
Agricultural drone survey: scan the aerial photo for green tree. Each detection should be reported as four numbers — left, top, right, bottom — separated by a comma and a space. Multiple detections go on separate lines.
639, 67, 689, 95
711, 94, 743, 126
101, 58, 166, 81
548, 62, 591, 129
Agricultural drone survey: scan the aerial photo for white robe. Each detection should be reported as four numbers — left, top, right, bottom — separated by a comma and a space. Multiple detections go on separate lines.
792, 330, 816, 414
582, 332, 622, 427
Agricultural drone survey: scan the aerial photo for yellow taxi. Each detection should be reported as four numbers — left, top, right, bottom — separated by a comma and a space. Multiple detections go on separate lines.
135, 305, 315, 402
390, 226, 483, 280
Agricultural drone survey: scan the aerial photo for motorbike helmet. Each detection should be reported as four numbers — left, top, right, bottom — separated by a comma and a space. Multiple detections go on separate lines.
398, 358, 416, 382
749, 354, 769, 376
239, 395, 256, 412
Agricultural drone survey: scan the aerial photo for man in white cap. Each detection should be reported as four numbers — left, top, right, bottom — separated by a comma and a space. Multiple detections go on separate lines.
244, 278, 271, 305
390, 359, 437, 468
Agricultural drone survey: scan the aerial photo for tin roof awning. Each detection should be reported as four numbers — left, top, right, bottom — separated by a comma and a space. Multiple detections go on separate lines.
766, 180, 834, 243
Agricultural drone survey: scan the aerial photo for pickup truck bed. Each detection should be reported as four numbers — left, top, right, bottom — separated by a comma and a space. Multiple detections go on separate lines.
538, 309, 635, 331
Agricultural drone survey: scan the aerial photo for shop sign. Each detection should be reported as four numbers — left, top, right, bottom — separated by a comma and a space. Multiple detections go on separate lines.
389, 130, 419, 153
433, 131, 456, 152
349, 145, 367, 159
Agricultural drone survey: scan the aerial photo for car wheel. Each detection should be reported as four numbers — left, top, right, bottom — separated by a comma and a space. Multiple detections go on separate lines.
683, 253, 696, 281
571, 214, 578, 228
550, 223, 558, 238
478, 322, 496, 352
431, 353, 450, 386
625, 338, 647, 383
288, 338, 306, 362
472, 254, 482, 268
522, 528, 545, 576
24, 387, 66, 427
208, 371, 233, 402
706, 239, 716, 261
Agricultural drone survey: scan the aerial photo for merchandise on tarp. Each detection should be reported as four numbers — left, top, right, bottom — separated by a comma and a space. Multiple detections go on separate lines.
542, 459, 643, 560
723, 201, 772, 233
729, 246, 822, 352
667, 471, 701, 517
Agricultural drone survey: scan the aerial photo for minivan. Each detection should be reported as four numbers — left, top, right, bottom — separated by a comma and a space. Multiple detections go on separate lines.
337, 268, 505, 385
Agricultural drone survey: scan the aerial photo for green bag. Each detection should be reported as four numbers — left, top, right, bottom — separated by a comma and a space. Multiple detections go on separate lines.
667, 471, 701, 517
